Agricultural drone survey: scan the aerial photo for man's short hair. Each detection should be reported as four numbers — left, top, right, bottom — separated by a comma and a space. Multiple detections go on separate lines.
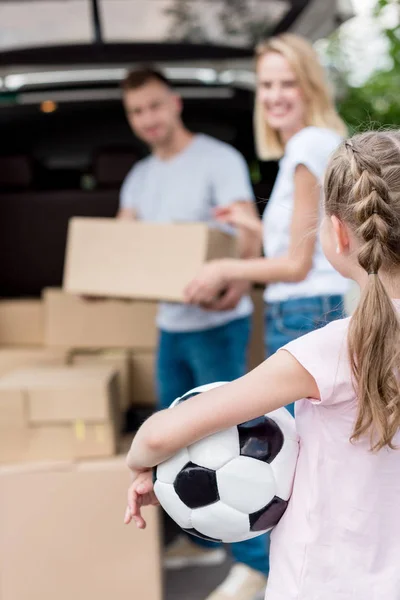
121, 68, 172, 92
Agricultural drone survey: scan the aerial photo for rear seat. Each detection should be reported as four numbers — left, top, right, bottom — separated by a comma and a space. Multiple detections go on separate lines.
92, 148, 139, 188
0, 151, 137, 297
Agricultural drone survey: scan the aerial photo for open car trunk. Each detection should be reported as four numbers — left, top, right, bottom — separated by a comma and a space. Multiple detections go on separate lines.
0, 0, 354, 297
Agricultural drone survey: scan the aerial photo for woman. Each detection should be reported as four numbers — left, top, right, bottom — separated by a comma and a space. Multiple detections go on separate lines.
185, 33, 349, 403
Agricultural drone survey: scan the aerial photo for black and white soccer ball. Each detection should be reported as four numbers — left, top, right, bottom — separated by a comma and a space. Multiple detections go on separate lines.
154, 382, 299, 543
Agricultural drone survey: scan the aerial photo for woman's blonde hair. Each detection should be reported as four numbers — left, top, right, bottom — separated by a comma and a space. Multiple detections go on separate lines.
325, 131, 400, 451
254, 33, 347, 160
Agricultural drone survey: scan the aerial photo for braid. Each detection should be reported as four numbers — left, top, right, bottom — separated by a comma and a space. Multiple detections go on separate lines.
325, 131, 400, 451
345, 142, 396, 275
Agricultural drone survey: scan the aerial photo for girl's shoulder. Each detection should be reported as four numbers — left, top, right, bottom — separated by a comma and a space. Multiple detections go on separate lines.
285, 316, 350, 354
282, 317, 352, 406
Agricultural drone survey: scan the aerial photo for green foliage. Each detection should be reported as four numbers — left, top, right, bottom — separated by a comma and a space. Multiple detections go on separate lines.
334, 0, 400, 132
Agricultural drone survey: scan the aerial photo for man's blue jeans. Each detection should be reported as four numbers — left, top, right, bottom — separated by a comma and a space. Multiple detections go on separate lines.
157, 316, 269, 576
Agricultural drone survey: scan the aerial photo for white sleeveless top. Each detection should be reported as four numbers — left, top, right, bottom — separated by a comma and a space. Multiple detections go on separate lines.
263, 127, 349, 304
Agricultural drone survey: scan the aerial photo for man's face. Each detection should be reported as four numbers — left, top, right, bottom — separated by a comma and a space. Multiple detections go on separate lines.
123, 79, 182, 148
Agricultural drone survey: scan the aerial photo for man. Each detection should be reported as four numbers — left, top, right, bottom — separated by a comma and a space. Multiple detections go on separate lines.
119, 68, 268, 600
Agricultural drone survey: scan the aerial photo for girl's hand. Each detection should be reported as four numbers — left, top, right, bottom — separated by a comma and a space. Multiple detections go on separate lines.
124, 470, 159, 529
214, 202, 262, 237
184, 260, 230, 305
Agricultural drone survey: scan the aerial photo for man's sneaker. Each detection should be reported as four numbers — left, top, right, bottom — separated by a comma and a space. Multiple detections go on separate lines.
205, 563, 268, 600
164, 535, 227, 570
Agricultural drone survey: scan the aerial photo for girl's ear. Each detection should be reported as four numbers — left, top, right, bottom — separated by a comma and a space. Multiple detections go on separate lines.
331, 215, 350, 255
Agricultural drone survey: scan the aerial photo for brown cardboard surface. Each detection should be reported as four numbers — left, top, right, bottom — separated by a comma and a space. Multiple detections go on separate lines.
63, 218, 238, 302
71, 349, 131, 410
0, 366, 118, 424
0, 422, 116, 463
0, 347, 68, 377
0, 456, 162, 600
130, 351, 157, 407
44, 288, 158, 349
0, 299, 44, 346
0, 388, 25, 429
0, 366, 120, 463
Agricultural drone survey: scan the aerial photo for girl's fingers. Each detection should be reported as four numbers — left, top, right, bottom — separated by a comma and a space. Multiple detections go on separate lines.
127, 487, 138, 515
137, 479, 153, 494
124, 506, 132, 525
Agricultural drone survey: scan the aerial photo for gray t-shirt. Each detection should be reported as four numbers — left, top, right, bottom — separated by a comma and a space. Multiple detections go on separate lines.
120, 134, 253, 332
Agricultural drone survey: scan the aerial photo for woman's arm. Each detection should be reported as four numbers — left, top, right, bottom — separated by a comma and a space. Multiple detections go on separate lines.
184, 165, 320, 303
214, 202, 263, 240
126, 349, 319, 472
228, 164, 319, 283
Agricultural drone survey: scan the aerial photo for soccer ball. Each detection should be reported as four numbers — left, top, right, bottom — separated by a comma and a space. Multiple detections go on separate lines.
154, 382, 299, 543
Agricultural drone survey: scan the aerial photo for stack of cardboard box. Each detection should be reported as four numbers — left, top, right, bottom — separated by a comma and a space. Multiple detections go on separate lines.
1, 219, 261, 600
44, 288, 159, 411
0, 219, 266, 599
0, 293, 162, 600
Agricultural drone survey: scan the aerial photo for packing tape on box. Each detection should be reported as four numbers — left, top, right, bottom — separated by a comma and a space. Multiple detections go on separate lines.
74, 422, 106, 443
74, 419, 86, 441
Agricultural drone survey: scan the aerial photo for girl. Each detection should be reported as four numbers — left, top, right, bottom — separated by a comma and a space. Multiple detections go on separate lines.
184, 34, 349, 384
125, 131, 400, 599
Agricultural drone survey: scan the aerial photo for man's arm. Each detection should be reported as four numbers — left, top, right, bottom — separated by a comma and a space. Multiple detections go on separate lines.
205, 148, 261, 311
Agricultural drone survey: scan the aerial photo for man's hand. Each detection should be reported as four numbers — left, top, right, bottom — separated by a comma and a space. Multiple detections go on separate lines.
184, 260, 230, 306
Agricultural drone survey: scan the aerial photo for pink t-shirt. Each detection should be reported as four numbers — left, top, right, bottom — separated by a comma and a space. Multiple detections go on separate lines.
266, 317, 400, 600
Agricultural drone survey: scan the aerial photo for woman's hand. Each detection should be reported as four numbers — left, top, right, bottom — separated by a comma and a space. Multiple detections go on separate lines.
124, 470, 159, 529
202, 280, 250, 312
184, 260, 232, 305
214, 202, 262, 237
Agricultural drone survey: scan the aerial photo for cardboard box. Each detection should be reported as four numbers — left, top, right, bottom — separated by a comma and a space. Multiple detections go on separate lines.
44, 288, 158, 349
71, 349, 131, 411
64, 218, 238, 302
0, 299, 44, 346
0, 456, 162, 600
0, 423, 116, 464
0, 366, 120, 463
0, 347, 68, 377
130, 352, 157, 408
248, 286, 266, 371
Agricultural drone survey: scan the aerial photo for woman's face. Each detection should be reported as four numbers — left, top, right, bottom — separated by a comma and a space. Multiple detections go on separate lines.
257, 52, 305, 137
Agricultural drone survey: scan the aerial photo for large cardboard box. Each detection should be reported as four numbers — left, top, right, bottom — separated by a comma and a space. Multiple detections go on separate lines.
0, 347, 68, 377
0, 299, 44, 346
0, 457, 162, 600
64, 218, 238, 302
130, 351, 157, 408
44, 288, 158, 349
71, 349, 131, 410
0, 366, 120, 463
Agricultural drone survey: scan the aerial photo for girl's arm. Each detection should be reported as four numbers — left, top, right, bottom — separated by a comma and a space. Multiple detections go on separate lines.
184, 164, 320, 303
126, 349, 319, 472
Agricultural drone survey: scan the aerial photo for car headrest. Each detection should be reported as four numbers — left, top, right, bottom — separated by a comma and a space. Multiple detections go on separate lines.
0, 155, 33, 189
93, 150, 139, 188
